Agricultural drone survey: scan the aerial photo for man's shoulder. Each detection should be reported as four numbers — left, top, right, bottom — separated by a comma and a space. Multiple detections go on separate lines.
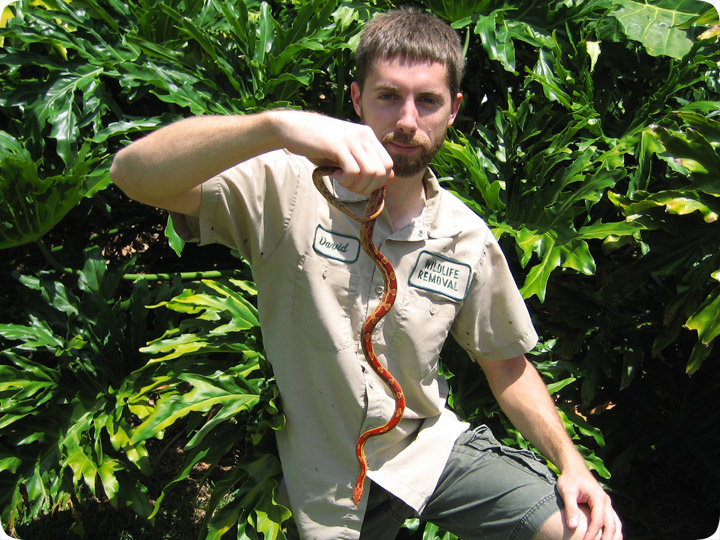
435, 182, 492, 231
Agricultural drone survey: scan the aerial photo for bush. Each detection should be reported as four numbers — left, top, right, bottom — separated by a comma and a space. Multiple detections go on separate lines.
1, 0, 719, 538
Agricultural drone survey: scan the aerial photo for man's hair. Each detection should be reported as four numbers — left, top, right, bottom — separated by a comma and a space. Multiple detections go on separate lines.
355, 7, 465, 96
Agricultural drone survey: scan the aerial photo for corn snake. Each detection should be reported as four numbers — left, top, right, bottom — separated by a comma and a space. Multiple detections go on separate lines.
312, 166, 406, 505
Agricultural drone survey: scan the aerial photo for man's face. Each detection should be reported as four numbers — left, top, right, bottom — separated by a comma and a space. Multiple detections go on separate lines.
351, 56, 462, 178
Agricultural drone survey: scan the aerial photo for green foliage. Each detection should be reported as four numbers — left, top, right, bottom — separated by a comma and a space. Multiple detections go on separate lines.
0, 133, 108, 250
429, 2, 720, 535
1, 0, 719, 538
0, 253, 286, 537
432, 0, 720, 380
0, 0, 370, 250
129, 278, 287, 539
0, 250, 183, 527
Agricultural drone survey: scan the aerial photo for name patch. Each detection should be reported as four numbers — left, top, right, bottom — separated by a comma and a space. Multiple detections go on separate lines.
313, 225, 360, 263
409, 251, 471, 301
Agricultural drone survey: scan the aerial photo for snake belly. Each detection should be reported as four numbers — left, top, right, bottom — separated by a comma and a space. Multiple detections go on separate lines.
311, 167, 406, 505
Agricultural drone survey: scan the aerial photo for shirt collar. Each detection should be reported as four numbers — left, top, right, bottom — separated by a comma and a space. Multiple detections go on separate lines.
422, 169, 462, 239
328, 168, 462, 240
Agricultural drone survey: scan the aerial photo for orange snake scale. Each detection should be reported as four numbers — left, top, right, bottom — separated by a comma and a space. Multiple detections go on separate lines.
312, 166, 406, 505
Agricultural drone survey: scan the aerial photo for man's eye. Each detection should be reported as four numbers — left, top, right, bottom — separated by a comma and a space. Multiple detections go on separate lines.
419, 97, 440, 106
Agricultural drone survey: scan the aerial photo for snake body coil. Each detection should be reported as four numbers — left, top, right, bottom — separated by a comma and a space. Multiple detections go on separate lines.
312, 166, 406, 505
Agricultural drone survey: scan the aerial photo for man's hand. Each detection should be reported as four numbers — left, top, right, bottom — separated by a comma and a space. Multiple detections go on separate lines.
478, 355, 622, 540
268, 110, 394, 195
557, 466, 623, 540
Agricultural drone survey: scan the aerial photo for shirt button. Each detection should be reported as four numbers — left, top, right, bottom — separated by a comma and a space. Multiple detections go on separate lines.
430, 305, 438, 316
322, 269, 328, 279
375, 285, 384, 295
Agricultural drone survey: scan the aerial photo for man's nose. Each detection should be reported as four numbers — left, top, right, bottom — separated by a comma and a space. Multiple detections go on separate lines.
395, 99, 418, 134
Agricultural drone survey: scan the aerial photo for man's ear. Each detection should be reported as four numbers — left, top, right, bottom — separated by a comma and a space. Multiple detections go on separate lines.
351, 81, 363, 118
448, 92, 463, 126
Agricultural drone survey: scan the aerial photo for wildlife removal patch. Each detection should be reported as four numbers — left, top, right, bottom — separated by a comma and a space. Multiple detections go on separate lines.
409, 250, 471, 301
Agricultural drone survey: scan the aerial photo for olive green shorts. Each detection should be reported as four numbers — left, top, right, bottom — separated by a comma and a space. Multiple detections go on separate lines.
287, 425, 564, 540
362, 424, 563, 540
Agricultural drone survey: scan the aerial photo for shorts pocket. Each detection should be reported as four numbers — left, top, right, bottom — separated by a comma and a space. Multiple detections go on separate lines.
462, 425, 556, 483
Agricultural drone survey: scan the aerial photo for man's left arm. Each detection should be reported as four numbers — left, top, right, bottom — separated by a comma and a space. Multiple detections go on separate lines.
477, 354, 621, 540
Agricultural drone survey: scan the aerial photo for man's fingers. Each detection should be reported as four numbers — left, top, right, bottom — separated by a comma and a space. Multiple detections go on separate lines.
583, 494, 608, 540
306, 117, 393, 195
335, 145, 393, 195
585, 516, 602, 540
613, 509, 623, 540
556, 479, 581, 530
564, 498, 581, 530
600, 504, 622, 540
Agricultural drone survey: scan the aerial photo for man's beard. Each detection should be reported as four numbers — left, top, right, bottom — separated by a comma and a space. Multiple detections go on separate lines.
381, 128, 446, 177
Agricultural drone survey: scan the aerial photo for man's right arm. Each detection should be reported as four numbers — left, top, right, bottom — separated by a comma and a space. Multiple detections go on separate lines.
110, 110, 394, 216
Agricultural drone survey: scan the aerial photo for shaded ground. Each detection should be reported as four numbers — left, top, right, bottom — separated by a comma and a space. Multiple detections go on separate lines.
615, 465, 719, 540
14, 437, 213, 540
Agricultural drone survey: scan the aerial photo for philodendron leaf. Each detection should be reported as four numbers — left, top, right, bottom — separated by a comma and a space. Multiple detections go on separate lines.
0, 146, 105, 249
611, 0, 707, 59
651, 125, 720, 195
164, 214, 185, 257
521, 241, 562, 302
685, 289, 720, 346
130, 369, 262, 444
29, 65, 104, 167
250, 479, 291, 540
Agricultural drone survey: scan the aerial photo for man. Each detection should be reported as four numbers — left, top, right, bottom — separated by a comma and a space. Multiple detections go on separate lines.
111, 7, 622, 540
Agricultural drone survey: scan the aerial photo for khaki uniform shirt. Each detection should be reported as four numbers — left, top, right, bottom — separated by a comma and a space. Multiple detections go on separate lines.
173, 150, 538, 540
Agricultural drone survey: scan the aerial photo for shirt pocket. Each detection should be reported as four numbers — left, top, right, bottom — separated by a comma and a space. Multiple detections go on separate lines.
292, 253, 359, 351
385, 288, 459, 382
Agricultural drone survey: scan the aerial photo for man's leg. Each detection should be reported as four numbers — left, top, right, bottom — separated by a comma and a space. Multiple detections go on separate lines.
419, 425, 564, 540
359, 482, 415, 539
417, 506, 596, 540
533, 506, 595, 540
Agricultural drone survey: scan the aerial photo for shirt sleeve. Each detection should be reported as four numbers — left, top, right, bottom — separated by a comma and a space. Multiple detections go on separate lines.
450, 236, 538, 362
169, 150, 306, 266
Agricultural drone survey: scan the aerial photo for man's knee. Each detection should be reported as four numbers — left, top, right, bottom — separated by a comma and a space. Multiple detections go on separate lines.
533, 505, 595, 540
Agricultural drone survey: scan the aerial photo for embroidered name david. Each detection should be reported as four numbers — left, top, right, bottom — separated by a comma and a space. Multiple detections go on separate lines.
313, 225, 360, 263
409, 251, 471, 301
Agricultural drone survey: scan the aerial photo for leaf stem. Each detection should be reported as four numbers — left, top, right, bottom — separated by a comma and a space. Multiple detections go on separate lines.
122, 270, 240, 281
34, 238, 72, 273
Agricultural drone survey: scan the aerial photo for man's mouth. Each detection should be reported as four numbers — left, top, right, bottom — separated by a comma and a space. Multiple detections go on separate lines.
387, 141, 420, 154
382, 133, 428, 153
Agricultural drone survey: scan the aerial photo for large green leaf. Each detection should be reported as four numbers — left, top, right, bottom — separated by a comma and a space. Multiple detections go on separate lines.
610, 0, 708, 59
0, 150, 106, 249
650, 124, 720, 195
130, 368, 263, 444
685, 289, 720, 346
140, 279, 261, 362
